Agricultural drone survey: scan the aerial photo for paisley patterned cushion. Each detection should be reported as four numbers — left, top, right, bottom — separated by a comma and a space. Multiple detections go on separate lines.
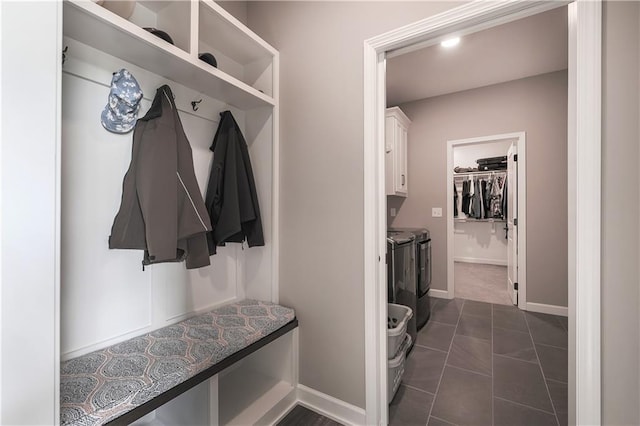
60, 299, 295, 425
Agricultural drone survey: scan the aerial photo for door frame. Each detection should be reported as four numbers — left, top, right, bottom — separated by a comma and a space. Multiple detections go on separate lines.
445, 132, 527, 309
363, 1, 601, 425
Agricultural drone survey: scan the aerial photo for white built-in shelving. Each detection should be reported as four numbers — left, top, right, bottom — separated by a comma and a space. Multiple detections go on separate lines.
63, 0, 275, 109
60, 1, 291, 425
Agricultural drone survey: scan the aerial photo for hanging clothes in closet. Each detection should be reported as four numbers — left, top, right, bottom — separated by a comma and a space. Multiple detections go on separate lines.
483, 178, 493, 218
453, 183, 459, 217
453, 172, 507, 220
461, 179, 471, 215
205, 110, 265, 255
501, 176, 508, 219
490, 173, 506, 218
471, 177, 482, 219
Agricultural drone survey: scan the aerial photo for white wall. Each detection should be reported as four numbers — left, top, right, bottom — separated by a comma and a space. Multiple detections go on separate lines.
454, 222, 507, 265
1, 2, 61, 424
217, 1, 248, 25
453, 140, 511, 168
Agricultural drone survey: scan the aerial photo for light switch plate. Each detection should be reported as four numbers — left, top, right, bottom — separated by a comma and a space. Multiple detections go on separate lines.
432, 207, 443, 217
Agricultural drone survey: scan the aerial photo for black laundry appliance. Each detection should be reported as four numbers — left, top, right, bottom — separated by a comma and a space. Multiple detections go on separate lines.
387, 231, 417, 348
389, 227, 432, 330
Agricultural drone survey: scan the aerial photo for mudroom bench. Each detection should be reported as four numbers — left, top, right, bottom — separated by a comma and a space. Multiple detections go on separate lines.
60, 299, 298, 425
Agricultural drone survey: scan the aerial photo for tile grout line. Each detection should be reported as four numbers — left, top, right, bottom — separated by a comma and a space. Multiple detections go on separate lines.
492, 324, 532, 335
492, 352, 540, 366
426, 299, 465, 423
534, 341, 569, 351
545, 377, 568, 385
413, 342, 449, 354
400, 383, 435, 397
445, 363, 492, 379
430, 415, 457, 426
523, 309, 561, 426
493, 395, 558, 416
415, 330, 492, 355
459, 311, 494, 320
491, 303, 495, 426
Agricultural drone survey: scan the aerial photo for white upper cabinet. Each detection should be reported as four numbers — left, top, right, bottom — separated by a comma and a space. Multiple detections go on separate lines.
385, 107, 411, 197
63, 0, 276, 109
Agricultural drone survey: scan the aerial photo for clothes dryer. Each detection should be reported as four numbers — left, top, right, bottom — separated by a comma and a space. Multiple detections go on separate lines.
387, 231, 417, 347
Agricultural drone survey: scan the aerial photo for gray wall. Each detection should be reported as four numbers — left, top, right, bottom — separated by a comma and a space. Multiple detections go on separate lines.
390, 71, 569, 307
602, 1, 640, 424
246, 1, 461, 408
217, 1, 248, 25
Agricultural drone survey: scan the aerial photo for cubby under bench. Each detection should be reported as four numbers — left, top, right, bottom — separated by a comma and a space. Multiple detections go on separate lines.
60, 299, 298, 426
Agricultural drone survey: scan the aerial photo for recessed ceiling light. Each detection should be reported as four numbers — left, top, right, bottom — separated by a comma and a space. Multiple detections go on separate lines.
441, 37, 460, 48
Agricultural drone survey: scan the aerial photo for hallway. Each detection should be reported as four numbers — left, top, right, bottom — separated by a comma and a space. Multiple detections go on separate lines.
389, 298, 568, 426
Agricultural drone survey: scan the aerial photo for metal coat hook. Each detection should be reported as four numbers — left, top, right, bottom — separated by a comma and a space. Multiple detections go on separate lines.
191, 99, 203, 111
62, 46, 69, 65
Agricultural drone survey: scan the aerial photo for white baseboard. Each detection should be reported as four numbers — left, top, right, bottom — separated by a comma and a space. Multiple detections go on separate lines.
260, 388, 298, 425
454, 257, 507, 266
526, 302, 568, 317
296, 384, 366, 426
428, 289, 449, 299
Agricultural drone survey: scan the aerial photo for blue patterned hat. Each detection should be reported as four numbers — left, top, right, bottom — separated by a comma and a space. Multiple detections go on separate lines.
101, 69, 143, 134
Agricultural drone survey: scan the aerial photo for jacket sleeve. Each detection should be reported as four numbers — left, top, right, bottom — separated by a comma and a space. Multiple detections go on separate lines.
136, 118, 179, 262
205, 131, 229, 255
238, 136, 264, 247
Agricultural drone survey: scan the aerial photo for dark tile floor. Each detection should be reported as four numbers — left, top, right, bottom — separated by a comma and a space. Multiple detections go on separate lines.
277, 405, 342, 426
389, 298, 568, 426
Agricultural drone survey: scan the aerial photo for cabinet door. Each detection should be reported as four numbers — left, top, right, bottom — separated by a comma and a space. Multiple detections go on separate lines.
385, 108, 410, 197
385, 116, 395, 196
395, 124, 408, 195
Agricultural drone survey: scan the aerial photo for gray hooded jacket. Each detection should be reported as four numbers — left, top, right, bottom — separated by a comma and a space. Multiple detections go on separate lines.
109, 85, 212, 269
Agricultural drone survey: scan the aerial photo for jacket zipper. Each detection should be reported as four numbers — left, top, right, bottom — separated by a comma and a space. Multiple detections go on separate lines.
176, 172, 209, 231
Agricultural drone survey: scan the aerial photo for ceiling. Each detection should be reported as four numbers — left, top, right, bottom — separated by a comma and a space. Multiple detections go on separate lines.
386, 6, 568, 106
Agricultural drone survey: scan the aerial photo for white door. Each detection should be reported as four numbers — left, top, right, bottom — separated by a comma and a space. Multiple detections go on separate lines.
506, 142, 518, 305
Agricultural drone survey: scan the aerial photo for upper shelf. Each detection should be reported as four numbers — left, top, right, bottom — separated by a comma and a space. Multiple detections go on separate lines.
199, 0, 277, 65
63, 0, 276, 110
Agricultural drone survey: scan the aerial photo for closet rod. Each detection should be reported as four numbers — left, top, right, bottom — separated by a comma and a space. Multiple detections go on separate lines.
62, 69, 219, 124
453, 170, 507, 178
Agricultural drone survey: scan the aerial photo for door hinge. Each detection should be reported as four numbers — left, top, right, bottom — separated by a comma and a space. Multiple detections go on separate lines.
514, 282, 518, 290
514, 218, 518, 226
514, 154, 518, 162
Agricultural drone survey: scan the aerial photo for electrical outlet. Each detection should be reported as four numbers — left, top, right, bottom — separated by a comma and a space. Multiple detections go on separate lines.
432, 207, 443, 217
390, 208, 397, 217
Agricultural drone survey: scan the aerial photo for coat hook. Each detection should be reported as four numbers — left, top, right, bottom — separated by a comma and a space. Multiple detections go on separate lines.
191, 99, 203, 111
62, 46, 69, 65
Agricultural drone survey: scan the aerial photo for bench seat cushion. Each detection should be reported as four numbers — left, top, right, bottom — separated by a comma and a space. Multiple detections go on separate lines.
60, 299, 295, 425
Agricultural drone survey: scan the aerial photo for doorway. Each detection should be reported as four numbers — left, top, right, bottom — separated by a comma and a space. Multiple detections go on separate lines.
364, 2, 601, 425
446, 133, 526, 308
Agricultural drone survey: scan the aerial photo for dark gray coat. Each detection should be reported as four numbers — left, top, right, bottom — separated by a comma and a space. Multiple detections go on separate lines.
205, 111, 264, 255
109, 85, 212, 269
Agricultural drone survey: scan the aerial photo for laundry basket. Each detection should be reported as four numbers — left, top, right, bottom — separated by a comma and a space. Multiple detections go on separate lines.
388, 333, 411, 403
387, 303, 413, 359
